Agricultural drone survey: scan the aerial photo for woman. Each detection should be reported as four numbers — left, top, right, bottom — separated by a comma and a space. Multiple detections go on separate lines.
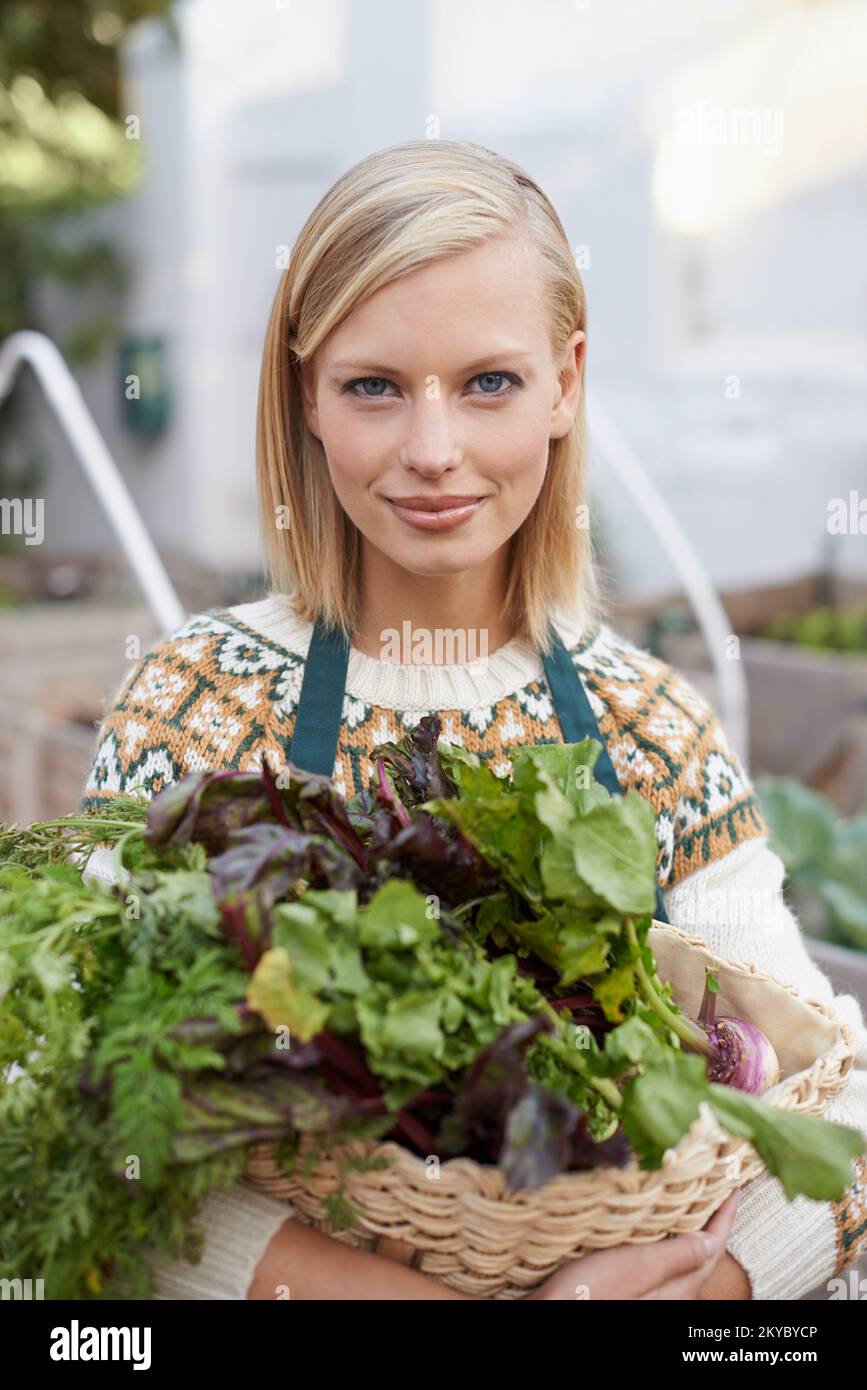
84, 139, 867, 1301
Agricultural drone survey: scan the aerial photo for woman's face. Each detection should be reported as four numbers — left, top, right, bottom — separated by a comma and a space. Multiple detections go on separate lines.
300, 231, 585, 581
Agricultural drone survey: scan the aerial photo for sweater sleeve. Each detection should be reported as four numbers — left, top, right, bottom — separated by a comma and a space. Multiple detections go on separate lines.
80, 610, 292, 812
81, 634, 191, 811
147, 1182, 296, 1300
663, 835, 867, 1300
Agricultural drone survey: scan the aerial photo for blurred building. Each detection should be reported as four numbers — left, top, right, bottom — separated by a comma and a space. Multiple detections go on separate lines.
23, 0, 867, 607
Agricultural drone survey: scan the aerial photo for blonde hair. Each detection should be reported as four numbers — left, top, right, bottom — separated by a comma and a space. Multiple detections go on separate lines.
256, 138, 600, 656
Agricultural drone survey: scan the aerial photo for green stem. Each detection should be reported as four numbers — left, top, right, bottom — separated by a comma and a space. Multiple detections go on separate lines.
535, 1028, 624, 1111
29, 817, 145, 833
112, 827, 144, 885
1, 917, 124, 949
450, 895, 495, 919
624, 916, 718, 1061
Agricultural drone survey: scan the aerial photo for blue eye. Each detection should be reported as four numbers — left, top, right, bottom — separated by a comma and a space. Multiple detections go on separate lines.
343, 371, 521, 399
350, 377, 390, 397
476, 372, 507, 393
471, 371, 522, 395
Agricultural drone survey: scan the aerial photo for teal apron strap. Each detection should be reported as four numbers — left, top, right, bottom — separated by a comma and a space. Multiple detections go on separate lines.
286, 617, 351, 778
541, 620, 670, 925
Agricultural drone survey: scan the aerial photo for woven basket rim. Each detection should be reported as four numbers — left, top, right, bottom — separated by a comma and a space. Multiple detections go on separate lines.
652, 920, 843, 1026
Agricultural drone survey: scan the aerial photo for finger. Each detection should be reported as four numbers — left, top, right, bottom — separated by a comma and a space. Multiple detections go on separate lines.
567, 1190, 742, 1300
638, 1192, 741, 1300
639, 1268, 716, 1300
619, 1227, 724, 1297
637, 1237, 729, 1300
703, 1190, 741, 1243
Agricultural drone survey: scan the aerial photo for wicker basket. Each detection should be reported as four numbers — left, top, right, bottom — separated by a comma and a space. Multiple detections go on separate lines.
242, 921, 856, 1299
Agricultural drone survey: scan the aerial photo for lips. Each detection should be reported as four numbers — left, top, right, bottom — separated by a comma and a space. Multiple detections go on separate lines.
387, 496, 482, 511
384, 495, 486, 532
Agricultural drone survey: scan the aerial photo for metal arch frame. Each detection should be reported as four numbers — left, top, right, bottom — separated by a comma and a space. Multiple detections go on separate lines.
0, 330, 186, 635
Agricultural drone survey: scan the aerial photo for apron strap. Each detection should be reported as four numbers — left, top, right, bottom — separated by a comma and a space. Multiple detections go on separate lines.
286, 617, 351, 778
540, 622, 622, 799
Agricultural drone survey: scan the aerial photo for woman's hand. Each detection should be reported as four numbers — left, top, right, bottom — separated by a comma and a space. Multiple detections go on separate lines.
529, 1190, 742, 1301
695, 1250, 752, 1300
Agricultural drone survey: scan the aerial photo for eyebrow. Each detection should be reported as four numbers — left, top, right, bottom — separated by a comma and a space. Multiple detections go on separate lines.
327, 350, 536, 376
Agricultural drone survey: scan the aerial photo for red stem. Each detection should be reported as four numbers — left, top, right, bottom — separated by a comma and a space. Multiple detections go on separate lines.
258, 756, 294, 831
377, 758, 410, 827
315, 1032, 381, 1095
389, 1109, 438, 1153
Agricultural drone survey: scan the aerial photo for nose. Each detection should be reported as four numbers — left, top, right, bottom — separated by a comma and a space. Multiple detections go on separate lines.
398, 395, 462, 474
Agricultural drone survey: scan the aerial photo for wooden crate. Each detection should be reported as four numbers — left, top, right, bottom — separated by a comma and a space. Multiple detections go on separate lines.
0, 604, 160, 825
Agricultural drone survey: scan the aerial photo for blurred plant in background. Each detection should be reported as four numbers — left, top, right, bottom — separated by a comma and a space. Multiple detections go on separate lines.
762, 603, 867, 655
0, 0, 175, 504
758, 774, 867, 953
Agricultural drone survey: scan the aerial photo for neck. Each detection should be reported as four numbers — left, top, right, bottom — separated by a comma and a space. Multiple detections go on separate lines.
353, 543, 514, 663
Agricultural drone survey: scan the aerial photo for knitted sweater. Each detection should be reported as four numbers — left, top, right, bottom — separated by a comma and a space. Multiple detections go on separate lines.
82, 594, 867, 1301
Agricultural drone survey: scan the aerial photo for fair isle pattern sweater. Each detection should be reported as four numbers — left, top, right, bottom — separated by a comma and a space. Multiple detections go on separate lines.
83, 598, 767, 888
82, 595, 867, 1301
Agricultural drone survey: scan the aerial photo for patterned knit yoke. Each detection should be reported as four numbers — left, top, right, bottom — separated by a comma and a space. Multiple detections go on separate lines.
83, 596, 768, 893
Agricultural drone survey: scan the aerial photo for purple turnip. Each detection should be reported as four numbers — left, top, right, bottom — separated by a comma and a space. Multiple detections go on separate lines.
697, 967, 781, 1094
625, 921, 781, 1095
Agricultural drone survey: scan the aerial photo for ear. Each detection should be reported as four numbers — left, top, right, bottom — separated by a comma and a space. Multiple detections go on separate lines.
549, 329, 586, 441
298, 350, 322, 441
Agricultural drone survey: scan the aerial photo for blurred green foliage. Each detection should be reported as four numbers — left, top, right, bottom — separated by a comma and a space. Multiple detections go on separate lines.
762, 603, 867, 654
758, 774, 867, 952
0, 1, 175, 494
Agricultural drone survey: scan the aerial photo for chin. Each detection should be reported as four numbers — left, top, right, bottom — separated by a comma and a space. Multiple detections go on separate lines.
389, 551, 491, 579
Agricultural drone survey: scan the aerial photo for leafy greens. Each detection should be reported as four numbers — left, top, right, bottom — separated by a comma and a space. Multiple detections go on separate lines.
0, 717, 862, 1298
